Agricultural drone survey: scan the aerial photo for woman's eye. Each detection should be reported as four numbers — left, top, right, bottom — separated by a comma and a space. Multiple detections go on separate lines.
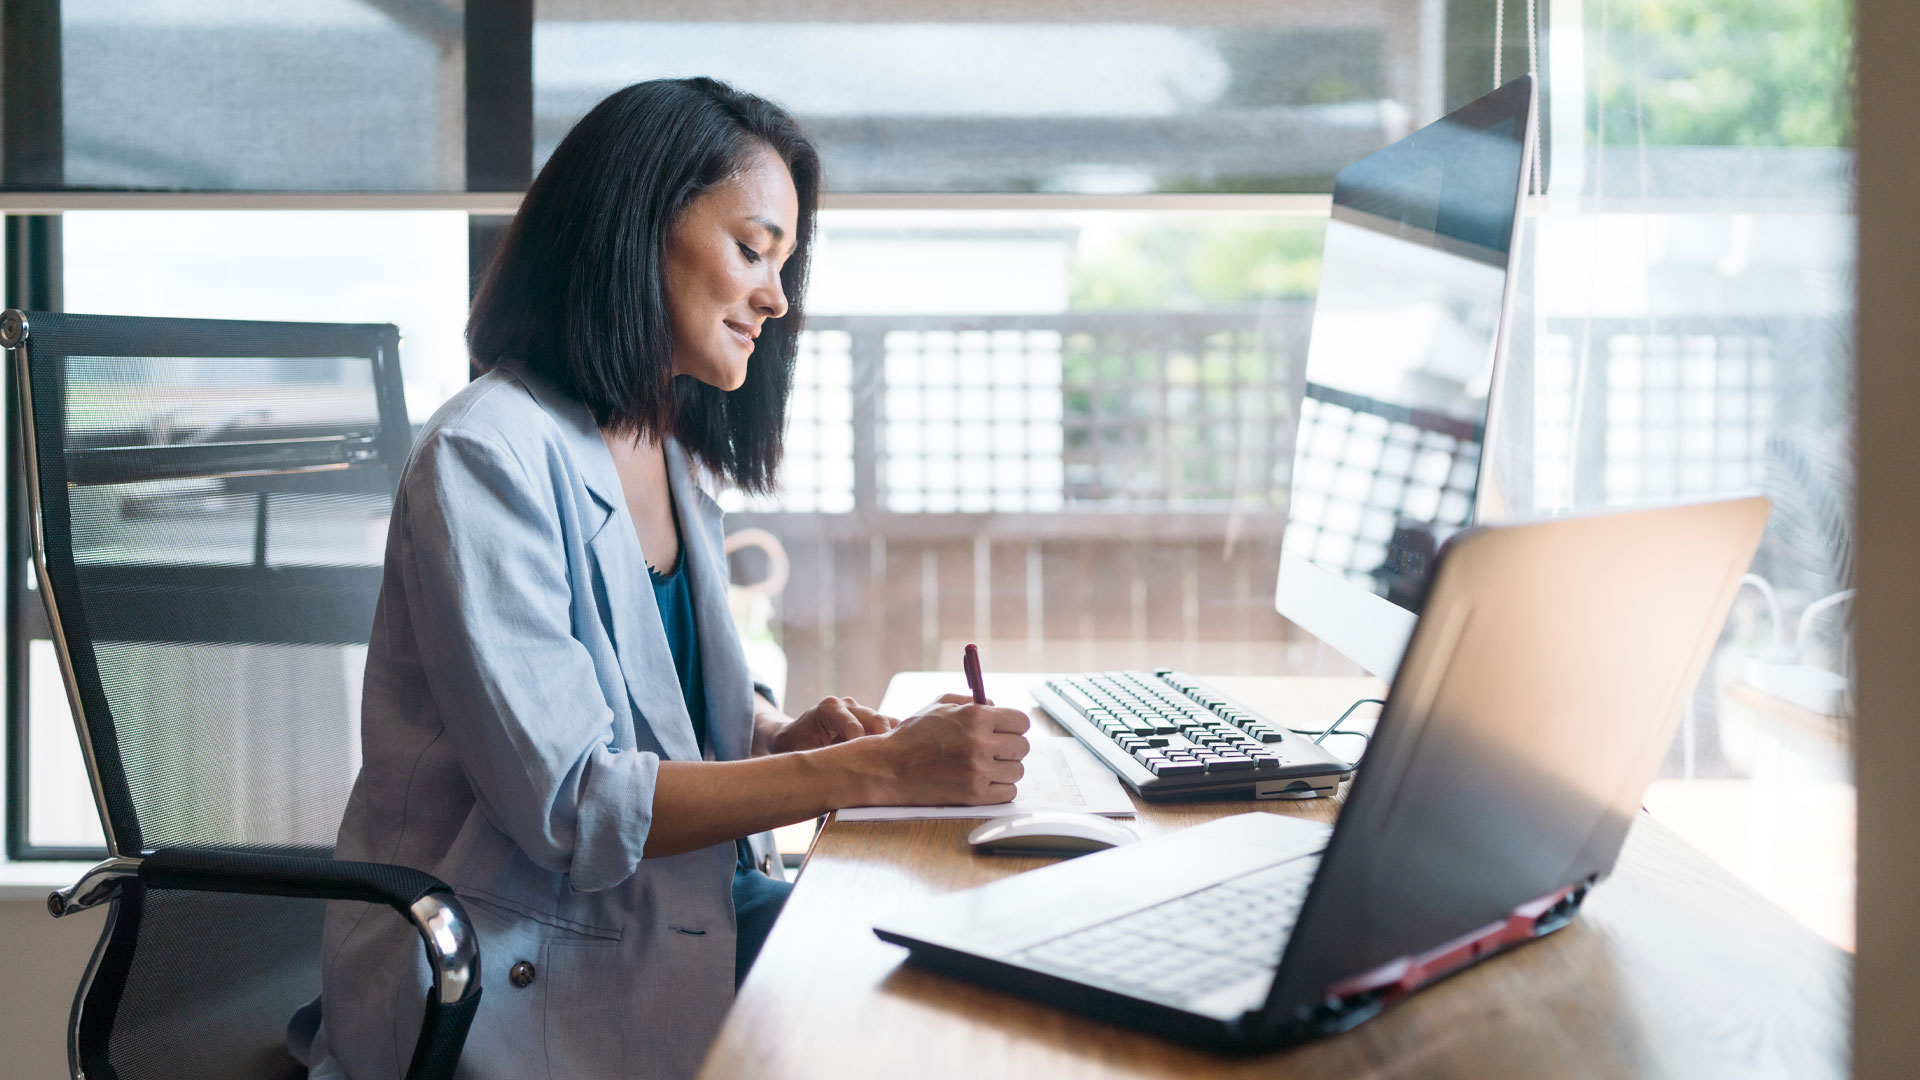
737, 242, 762, 264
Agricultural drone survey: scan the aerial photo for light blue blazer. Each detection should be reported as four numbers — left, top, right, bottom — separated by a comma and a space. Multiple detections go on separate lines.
300, 361, 780, 1080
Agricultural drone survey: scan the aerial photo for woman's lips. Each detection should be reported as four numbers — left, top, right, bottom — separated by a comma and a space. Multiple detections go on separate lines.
725, 321, 757, 348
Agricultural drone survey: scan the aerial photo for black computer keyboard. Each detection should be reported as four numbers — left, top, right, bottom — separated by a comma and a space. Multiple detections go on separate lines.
1032, 670, 1350, 800
1014, 856, 1320, 1006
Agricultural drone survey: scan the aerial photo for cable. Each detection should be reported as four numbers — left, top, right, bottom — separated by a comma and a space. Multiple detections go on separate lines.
1525, 0, 1543, 195
1494, 0, 1505, 87
1288, 698, 1386, 746
1496, 0, 1544, 195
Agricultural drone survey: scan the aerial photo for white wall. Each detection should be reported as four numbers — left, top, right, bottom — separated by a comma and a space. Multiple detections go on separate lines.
0, 899, 104, 1080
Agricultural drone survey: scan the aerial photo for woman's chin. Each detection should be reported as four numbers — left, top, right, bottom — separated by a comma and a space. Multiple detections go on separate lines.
679, 362, 749, 392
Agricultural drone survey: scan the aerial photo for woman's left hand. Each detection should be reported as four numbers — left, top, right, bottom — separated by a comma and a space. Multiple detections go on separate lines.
769, 696, 898, 753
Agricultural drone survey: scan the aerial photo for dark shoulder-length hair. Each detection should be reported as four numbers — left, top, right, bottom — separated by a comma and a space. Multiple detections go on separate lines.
467, 77, 820, 494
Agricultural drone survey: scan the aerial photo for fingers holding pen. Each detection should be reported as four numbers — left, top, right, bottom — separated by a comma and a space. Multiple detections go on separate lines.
959, 708, 1028, 800
951, 706, 1028, 761
989, 732, 1030, 763
968, 781, 1021, 806
987, 705, 1030, 736
952, 756, 1024, 805
933, 691, 990, 707
875, 697, 1033, 805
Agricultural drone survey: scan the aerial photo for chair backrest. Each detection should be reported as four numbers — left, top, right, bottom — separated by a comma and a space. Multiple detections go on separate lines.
12, 310, 409, 859
8, 310, 416, 1080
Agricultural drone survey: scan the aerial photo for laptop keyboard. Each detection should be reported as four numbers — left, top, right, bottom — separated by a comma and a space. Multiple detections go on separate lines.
1014, 857, 1320, 1004
1043, 670, 1297, 779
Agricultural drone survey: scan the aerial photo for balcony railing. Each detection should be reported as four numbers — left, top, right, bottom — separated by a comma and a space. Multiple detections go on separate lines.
733, 310, 1837, 724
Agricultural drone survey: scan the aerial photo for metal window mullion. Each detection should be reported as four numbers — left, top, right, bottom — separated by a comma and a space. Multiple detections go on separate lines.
465, 0, 531, 194
3, 0, 63, 188
465, 0, 531, 316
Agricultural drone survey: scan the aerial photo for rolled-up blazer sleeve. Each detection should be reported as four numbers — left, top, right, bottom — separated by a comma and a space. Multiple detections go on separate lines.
400, 428, 654, 890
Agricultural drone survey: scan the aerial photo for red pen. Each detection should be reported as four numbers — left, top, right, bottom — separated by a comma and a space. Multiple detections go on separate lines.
963, 643, 988, 704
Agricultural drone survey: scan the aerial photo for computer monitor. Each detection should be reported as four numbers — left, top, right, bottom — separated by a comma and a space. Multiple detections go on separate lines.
1274, 76, 1536, 679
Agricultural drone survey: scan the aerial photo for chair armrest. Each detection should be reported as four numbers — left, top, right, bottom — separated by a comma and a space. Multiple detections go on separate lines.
50, 850, 482, 1080
141, 848, 452, 915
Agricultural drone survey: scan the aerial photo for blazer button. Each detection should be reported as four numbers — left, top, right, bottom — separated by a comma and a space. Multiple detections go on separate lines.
509, 961, 537, 988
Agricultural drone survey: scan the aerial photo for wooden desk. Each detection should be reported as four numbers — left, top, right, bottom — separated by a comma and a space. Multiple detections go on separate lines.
700, 674, 1849, 1080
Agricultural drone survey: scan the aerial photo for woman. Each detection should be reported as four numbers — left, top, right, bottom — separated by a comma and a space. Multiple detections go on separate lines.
298, 79, 1030, 1080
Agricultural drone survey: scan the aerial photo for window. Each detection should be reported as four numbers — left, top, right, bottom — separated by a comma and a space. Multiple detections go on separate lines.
13, 211, 468, 856
7, 3, 1853, 954
62, 212, 472, 420
62, 0, 465, 190
1499, 0, 1855, 947
12, 1, 1512, 863
533, 2, 1456, 194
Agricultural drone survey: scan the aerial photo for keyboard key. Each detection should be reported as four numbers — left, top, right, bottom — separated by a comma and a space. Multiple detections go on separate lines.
1152, 761, 1206, 777
1055, 683, 1098, 710
1207, 758, 1257, 773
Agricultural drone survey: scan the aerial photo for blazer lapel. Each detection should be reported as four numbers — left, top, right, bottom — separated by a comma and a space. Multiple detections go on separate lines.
587, 522, 704, 762
501, 362, 703, 763
667, 438, 754, 763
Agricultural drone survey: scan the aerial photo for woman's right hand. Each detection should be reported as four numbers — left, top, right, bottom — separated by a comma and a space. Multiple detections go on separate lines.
853, 693, 1030, 806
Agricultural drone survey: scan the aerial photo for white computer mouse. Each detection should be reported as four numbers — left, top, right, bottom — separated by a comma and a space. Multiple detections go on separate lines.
966, 812, 1140, 857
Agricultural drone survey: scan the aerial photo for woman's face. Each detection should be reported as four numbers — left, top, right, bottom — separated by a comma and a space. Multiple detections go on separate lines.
664, 145, 800, 392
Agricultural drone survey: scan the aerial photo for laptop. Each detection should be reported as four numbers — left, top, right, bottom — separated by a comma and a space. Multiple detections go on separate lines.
874, 496, 1770, 1051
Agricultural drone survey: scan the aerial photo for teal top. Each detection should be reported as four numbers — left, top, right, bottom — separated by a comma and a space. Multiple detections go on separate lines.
650, 553, 708, 755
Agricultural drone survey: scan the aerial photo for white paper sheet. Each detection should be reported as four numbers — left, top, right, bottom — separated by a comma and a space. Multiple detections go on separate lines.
835, 735, 1136, 822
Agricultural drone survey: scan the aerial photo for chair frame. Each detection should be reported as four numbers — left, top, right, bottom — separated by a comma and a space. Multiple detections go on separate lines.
1, 308, 481, 1080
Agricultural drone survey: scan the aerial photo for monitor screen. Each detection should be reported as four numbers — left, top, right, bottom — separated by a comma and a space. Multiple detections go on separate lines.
1283, 79, 1531, 619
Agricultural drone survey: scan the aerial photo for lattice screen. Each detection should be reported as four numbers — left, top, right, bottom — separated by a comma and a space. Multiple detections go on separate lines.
764, 328, 855, 513
1534, 327, 1777, 509
728, 315, 1299, 514
1601, 333, 1774, 501
883, 328, 1066, 512
1058, 326, 1290, 507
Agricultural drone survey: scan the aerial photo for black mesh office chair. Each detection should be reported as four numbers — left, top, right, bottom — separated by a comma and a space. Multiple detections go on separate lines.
1, 310, 480, 1080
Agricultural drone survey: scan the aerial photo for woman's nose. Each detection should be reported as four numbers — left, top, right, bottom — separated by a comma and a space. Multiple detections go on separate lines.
752, 270, 789, 320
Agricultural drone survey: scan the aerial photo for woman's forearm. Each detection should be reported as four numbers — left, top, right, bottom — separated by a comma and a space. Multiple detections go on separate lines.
642, 740, 889, 858
641, 695, 1030, 859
